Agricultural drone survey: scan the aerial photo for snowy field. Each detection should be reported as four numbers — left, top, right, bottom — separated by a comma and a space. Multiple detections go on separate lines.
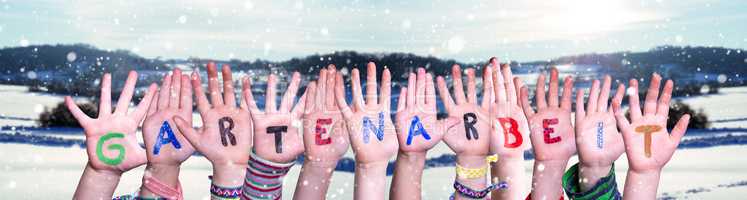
1, 84, 747, 199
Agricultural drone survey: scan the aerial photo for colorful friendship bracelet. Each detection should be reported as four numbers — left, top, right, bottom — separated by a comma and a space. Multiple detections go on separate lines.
455, 154, 499, 179
210, 183, 243, 199
451, 179, 509, 199
242, 149, 295, 200
113, 195, 166, 200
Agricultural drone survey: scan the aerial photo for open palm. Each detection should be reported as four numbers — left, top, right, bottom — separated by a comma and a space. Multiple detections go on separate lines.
520, 68, 576, 161
301, 65, 350, 163
244, 71, 306, 163
575, 76, 624, 167
142, 69, 195, 166
612, 74, 690, 172
66, 71, 157, 173
487, 58, 530, 159
335, 62, 398, 164
436, 64, 491, 157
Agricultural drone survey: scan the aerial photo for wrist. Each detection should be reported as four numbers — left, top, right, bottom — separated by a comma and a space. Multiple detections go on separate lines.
212, 163, 248, 187
143, 163, 181, 187
398, 150, 427, 163
86, 162, 123, 178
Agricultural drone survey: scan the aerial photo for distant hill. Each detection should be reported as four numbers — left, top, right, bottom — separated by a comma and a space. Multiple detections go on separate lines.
1, 44, 745, 95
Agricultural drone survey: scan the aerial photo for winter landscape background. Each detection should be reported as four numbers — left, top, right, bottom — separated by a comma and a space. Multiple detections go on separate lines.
2, 0, 747, 199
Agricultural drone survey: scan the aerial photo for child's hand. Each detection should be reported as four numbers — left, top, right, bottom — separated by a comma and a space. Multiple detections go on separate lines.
520, 68, 576, 162
487, 58, 529, 159
66, 71, 157, 174
301, 65, 349, 163
142, 69, 195, 166
436, 65, 492, 159
612, 74, 689, 173
172, 62, 252, 186
335, 62, 398, 165
395, 68, 458, 155
574, 75, 624, 191
244, 71, 306, 163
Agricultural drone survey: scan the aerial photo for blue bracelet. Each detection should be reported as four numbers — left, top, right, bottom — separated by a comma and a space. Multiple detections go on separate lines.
451, 180, 509, 199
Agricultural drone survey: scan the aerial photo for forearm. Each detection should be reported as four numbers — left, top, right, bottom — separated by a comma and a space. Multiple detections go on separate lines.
579, 164, 612, 192
390, 151, 427, 200
293, 159, 339, 200
530, 160, 568, 200
453, 155, 488, 200
490, 157, 526, 200
73, 163, 122, 199
354, 161, 389, 200
139, 163, 181, 198
623, 170, 661, 200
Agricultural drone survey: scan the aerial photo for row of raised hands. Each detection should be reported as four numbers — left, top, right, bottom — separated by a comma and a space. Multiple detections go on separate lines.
70, 58, 689, 200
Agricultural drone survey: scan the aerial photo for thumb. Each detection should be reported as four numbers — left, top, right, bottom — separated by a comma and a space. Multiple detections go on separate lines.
173, 116, 200, 149
437, 116, 461, 137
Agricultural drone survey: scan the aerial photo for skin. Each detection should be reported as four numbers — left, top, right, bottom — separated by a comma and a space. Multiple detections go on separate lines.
436, 64, 493, 200
244, 70, 306, 164
70, 71, 157, 199
612, 74, 690, 200
486, 58, 530, 200
172, 62, 253, 189
519, 68, 576, 200
390, 68, 460, 200
139, 69, 196, 198
335, 62, 399, 200
293, 65, 350, 200
574, 75, 625, 192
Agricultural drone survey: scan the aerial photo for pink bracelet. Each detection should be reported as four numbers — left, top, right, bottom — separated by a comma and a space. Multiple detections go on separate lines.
143, 175, 183, 200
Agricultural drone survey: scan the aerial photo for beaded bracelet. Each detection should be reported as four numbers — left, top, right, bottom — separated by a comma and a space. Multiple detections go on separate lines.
455, 154, 499, 179
451, 180, 509, 199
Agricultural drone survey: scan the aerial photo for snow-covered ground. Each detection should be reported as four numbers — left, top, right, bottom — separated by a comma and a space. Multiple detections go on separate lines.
1, 84, 747, 199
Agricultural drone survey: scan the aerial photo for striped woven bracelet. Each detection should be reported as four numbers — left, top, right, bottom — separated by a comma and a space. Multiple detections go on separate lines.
242, 149, 295, 200
210, 183, 242, 200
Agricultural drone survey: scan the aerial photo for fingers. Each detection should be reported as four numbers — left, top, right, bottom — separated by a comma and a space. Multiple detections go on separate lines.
192, 71, 210, 114
317, 69, 328, 112
169, 68, 182, 109
548, 68, 559, 107
304, 81, 317, 114
241, 77, 260, 114
587, 79, 600, 114
173, 115, 199, 148
436, 76, 456, 112
502, 63, 518, 104
132, 84, 158, 122
222, 64, 237, 107
351, 68, 364, 110
644, 73, 662, 116
147, 92, 159, 117
326, 65, 337, 110
560, 76, 574, 110
657, 80, 674, 117
98, 73, 112, 116
365, 62, 378, 105
426, 73, 436, 105
628, 79, 643, 120
612, 83, 633, 134
466, 68, 477, 104
179, 75, 193, 111
115, 71, 138, 115
64, 96, 92, 126
407, 72, 416, 107
491, 58, 506, 103
670, 114, 690, 144
397, 87, 407, 112
291, 86, 308, 119
519, 86, 535, 118
535, 73, 547, 109
157, 74, 172, 110
335, 73, 353, 119
481, 65, 493, 109
280, 72, 301, 113
206, 62, 224, 106
513, 77, 524, 107
452, 65, 467, 104
575, 89, 585, 120
265, 74, 278, 113
381, 68, 392, 110
416, 68, 426, 105
597, 75, 612, 112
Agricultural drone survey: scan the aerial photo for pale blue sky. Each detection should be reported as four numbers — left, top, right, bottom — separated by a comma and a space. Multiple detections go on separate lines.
1, 0, 745, 62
